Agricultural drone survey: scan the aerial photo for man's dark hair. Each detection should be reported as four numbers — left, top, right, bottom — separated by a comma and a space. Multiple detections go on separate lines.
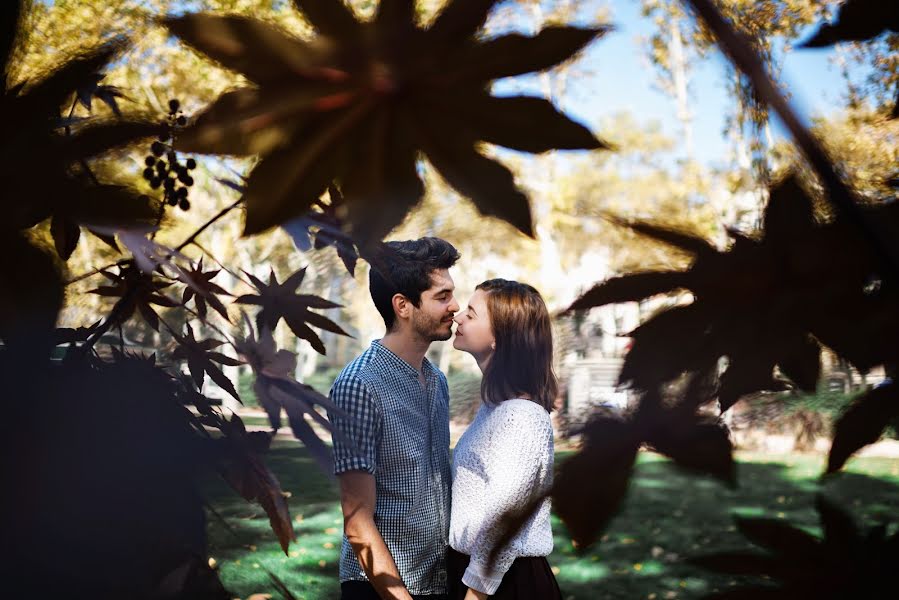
369, 237, 460, 330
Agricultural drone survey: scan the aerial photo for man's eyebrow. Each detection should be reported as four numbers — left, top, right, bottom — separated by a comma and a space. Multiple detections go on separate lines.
433, 287, 454, 295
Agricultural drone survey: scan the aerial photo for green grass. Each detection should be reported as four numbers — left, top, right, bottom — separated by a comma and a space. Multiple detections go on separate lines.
204, 447, 899, 600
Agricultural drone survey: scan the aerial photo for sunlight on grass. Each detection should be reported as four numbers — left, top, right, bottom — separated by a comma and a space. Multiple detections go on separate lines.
204, 446, 899, 600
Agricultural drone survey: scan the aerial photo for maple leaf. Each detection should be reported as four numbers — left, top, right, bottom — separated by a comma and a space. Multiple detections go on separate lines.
88, 264, 179, 331
564, 175, 865, 410
181, 257, 232, 322
54, 320, 102, 346
164, 0, 610, 244
170, 324, 243, 401
827, 381, 899, 473
283, 184, 359, 276
801, 0, 899, 47
0, 14, 162, 253
235, 267, 350, 355
217, 414, 296, 554
75, 72, 128, 116
234, 318, 349, 472
800, 0, 899, 120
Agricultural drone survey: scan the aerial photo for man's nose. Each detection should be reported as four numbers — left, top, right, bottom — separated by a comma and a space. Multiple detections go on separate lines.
448, 297, 460, 314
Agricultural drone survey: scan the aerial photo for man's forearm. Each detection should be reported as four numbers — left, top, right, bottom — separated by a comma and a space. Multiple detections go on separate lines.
346, 516, 412, 600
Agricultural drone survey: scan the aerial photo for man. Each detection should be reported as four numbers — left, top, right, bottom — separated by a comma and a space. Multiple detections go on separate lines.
328, 237, 461, 600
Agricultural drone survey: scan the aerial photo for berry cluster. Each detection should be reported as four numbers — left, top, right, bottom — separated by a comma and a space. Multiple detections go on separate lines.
142, 99, 196, 211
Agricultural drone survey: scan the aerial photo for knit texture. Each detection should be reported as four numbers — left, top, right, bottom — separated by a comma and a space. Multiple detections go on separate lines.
449, 398, 554, 595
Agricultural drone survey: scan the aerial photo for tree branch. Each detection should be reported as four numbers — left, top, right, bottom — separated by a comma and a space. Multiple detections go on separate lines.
682, 0, 899, 280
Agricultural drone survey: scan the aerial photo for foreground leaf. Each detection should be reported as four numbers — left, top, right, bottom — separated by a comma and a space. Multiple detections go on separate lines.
165, 2, 609, 242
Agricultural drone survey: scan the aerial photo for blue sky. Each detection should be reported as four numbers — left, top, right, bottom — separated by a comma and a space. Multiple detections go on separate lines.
497, 0, 852, 168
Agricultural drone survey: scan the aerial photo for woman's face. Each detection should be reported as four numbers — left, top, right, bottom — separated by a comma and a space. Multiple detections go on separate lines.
452, 288, 495, 359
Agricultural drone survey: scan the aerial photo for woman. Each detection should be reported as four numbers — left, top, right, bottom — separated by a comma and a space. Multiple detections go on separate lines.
448, 279, 562, 600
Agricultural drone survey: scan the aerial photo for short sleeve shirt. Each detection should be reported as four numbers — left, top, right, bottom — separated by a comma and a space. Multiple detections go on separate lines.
327, 340, 452, 595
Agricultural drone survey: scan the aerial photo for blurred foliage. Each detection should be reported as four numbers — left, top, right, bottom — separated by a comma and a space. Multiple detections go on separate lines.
3, 0, 899, 598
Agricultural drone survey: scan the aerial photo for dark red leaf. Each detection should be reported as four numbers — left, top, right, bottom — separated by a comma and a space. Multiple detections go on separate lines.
235, 268, 349, 355
828, 383, 899, 473
646, 414, 736, 486
800, 0, 899, 47
763, 174, 816, 242
450, 27, 606, 84
292, 0, 361, 40
220, 446, 295, 553
164, 14, 330, 85
426, 0, 498, 47
776, 335, 821, 393
718, 354, 779, 413
416, 118, 533, 237
565, 271, 689, 313
551, 415, 640, 548
51, 214, 81, 261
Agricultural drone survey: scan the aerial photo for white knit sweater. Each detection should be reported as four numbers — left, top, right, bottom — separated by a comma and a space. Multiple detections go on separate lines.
449, 398, 554, 595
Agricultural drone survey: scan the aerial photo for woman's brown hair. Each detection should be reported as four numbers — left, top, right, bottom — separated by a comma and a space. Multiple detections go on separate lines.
477, 279, 558, 412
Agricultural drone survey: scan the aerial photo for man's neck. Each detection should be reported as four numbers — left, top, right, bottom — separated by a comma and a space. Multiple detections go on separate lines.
380, 330, 430, 374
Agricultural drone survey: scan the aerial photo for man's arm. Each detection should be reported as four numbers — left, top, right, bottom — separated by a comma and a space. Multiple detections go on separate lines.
339, 471, 412, 600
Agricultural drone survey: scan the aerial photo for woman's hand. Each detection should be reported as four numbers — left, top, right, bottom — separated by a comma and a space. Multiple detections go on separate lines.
463, 588, 489, 600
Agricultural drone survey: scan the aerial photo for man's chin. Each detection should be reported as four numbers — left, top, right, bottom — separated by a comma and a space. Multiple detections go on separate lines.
432, 329, 453, 342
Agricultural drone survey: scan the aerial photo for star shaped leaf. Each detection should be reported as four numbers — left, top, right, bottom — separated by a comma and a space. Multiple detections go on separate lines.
164, 0, 610, 244
170, 324, 243, 401
234, 267, 350, 355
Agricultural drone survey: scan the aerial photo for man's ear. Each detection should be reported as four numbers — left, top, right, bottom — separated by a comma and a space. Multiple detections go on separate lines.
392, 293, 412, 322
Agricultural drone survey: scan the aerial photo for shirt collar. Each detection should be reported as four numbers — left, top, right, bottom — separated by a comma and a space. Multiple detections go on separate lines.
371, 339, 437, 381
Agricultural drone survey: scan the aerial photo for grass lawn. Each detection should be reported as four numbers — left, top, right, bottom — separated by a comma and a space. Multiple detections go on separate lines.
204, 446, 899, 600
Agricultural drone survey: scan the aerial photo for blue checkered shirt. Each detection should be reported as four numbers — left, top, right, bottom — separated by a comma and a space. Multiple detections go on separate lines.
328, 340, 452, 595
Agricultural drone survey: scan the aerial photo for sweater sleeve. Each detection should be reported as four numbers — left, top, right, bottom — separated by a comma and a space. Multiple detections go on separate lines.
461, 401, 552, 595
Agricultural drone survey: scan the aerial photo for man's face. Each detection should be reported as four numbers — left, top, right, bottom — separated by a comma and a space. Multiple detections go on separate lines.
410, 269, 459, 342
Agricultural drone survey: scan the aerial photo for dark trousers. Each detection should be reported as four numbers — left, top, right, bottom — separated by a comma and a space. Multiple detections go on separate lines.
446, 548, 563, 600
340, 580, 447, 600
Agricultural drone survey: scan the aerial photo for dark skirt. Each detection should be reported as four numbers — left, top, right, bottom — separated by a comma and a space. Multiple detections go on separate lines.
447, 548, 563, 600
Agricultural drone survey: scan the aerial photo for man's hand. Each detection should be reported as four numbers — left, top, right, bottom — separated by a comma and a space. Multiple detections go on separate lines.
464, 588, 489, 600
339, 471, 413, 600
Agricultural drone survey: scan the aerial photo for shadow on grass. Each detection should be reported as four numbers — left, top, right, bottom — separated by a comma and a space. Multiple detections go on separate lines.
203, 446, 899, 600
551, 453, 899, 600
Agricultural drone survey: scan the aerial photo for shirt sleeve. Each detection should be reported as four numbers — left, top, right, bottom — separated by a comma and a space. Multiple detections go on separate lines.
462, 402, 553, 595
327, 374, 381, 476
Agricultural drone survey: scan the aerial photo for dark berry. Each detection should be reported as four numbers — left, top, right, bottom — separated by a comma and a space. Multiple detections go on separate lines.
169, 99, 180, 113
178, 173, 194, 186
144, 156, 155, 167
142, 167, 154, 180
167, 195, 178, 207
150, 178, 162, 189
155, 160, 167, 173
151, 141, 165, 156
176, 115, 187, 126
164, 178, 175, 191
177, 186, 189, 199
179, 198, 190, 211
186, 158, 197, 170
167, 151, 177, 163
